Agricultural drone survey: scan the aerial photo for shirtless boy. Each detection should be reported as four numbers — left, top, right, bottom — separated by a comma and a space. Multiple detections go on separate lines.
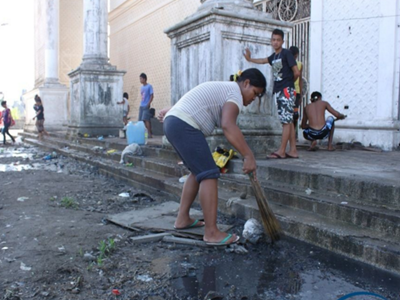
301, 91, 346, 151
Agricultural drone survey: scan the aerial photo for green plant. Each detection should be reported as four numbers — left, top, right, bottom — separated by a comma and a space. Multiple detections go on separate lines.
96, 238, 116, 266
60, 197, 78, 209
49, 196, 57, 202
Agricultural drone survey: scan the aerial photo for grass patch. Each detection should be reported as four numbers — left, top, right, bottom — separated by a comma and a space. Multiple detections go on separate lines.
97, 238, 116, 266
60, 197, 78, 209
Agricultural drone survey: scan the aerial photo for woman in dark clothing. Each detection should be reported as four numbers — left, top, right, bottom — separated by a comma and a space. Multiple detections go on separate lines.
0, 101, 15, 145
32, 95, 49, 139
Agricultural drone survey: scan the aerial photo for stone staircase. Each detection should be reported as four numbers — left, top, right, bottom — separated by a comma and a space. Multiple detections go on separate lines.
19, 131, 400, 276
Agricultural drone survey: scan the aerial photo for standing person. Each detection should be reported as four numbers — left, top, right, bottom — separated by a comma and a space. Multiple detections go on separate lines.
289, 46, 303, 139
0, 101, 15, 145
32, 95, 49, 139
139, 73, 154, 138
244, 29, 300, 159
117, 92, 130, 125
158, 68, 266, 246
301, 91, 346, 151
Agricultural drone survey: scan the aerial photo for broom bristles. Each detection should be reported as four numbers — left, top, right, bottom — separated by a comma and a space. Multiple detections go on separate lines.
249, 174, 282, 242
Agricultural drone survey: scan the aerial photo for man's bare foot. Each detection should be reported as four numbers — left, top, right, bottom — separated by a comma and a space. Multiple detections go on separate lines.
308, 141, 318, 151
328, 146, 336, 151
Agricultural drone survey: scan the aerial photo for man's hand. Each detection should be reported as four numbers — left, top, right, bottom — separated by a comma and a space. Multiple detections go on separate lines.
338, 114, 347, 120
157, 107, 171, 123
32, 117, 35, 120
243, 48, 252, 61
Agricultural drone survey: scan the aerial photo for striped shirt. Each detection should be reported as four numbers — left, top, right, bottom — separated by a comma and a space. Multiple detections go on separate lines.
165, 82, 243, 136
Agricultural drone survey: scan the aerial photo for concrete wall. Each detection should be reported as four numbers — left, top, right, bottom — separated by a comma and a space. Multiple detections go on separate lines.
108, 0, 201, 121
309, 0, 400, 150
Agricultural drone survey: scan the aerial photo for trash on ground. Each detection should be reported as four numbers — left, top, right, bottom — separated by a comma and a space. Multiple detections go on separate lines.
107, 149, 117, 154
226, 197, 242, 208
112, 289, 121, 296
242, 218, 264, 244
20, 262, 32, 271
130, 233, 171, 244
305, 188, 313, 195
179, 174, 189, 183
341, 201, 348, 205
225, 244, 248, 254
91, 146, 104, 152
118, 192, 130, 198
162, 236, 208, 247
107, 201, 232, 236
119, 143, 143, 164
17, 197, 29, 202
98, 136, 104, 141
137, 275, 153, 282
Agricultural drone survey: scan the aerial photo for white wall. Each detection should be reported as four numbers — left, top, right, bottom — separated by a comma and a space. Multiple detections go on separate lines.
309, 0, 400, 150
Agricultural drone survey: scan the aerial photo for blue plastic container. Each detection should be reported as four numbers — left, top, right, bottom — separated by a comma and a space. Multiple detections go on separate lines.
126, 121, 146, 145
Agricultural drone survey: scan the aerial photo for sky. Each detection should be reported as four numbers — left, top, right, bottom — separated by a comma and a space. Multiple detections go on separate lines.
0, 0, 34, 104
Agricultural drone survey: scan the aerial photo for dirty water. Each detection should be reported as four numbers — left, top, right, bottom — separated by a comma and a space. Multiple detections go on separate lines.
169, 239, 399, 300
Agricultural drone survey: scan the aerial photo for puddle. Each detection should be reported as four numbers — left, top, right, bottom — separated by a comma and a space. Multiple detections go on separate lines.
170, 239, 399, 300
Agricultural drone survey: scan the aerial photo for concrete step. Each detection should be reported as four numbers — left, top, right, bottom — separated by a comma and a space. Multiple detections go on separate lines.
21, 135, 400, 275
219, 192, 400, 275
21, 133, 400, 238
21, 131, 400, 210
220, 174, 400, 239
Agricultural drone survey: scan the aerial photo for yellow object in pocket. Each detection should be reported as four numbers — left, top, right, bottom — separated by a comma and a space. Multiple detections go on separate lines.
212, 148, 235, 169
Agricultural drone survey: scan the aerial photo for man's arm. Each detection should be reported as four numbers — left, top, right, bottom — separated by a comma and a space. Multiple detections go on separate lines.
326, 102, 346, 119
292, 65, 300, 82
243, 48, 269, 65
148, 94, 154, 107
221, 102, 257, 177
299, 65, 303, 95
301, 106, 308, 129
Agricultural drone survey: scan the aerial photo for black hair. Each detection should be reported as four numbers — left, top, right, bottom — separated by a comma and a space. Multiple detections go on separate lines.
311, 91, 322, 102
272, 29, 284, 40
123, 92, 129, 99
229, 75, 235, 82
34, 94, 42, 103
289, 46, 299, 56
1, 101, 6, 106
237, 68, 267, 96
140, 73, 147, 80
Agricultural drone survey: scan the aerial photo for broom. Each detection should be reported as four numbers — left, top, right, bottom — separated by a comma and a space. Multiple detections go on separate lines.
248, 172, 282, 243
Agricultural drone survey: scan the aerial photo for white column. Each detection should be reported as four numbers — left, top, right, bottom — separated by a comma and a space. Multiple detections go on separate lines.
82, 0, 108, 65
44, 0, 60, 84
309, 0, 323, 93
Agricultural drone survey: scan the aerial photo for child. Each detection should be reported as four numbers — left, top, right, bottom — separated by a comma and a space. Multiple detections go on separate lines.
289, 46, 303, 139
301, 91, 346, 151
0, 101, 15, 145
244, 29, 300, 159
158, 68, 266, 246
117, 92, 130, 126
32, 95, 49, 139
139, 73, 154, 138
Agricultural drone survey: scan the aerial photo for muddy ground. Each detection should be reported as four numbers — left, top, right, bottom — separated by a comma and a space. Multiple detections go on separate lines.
0, 144, 399, 300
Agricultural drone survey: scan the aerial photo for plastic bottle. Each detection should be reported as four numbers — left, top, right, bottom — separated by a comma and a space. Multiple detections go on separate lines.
126, 121, 146, 145
144, 128, 148, 145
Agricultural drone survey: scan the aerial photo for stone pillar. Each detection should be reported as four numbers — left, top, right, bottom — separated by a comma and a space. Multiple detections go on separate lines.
44, 0, 60, 85
24, 0, 69, 132
82, 0, 108, 66
68, 0, 126, 137
165, 0, 293, 156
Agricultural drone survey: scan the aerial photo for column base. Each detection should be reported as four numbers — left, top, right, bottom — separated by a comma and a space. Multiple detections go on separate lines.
23, 85, 69, 133
68, 64, 126, 138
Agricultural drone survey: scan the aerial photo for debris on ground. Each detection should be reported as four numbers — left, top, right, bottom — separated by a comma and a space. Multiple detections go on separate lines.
119, 143, 143, 164
242, 218, 264, 244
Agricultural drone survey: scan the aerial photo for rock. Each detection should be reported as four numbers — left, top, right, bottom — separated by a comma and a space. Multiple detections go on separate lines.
83, 253, 96, 262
